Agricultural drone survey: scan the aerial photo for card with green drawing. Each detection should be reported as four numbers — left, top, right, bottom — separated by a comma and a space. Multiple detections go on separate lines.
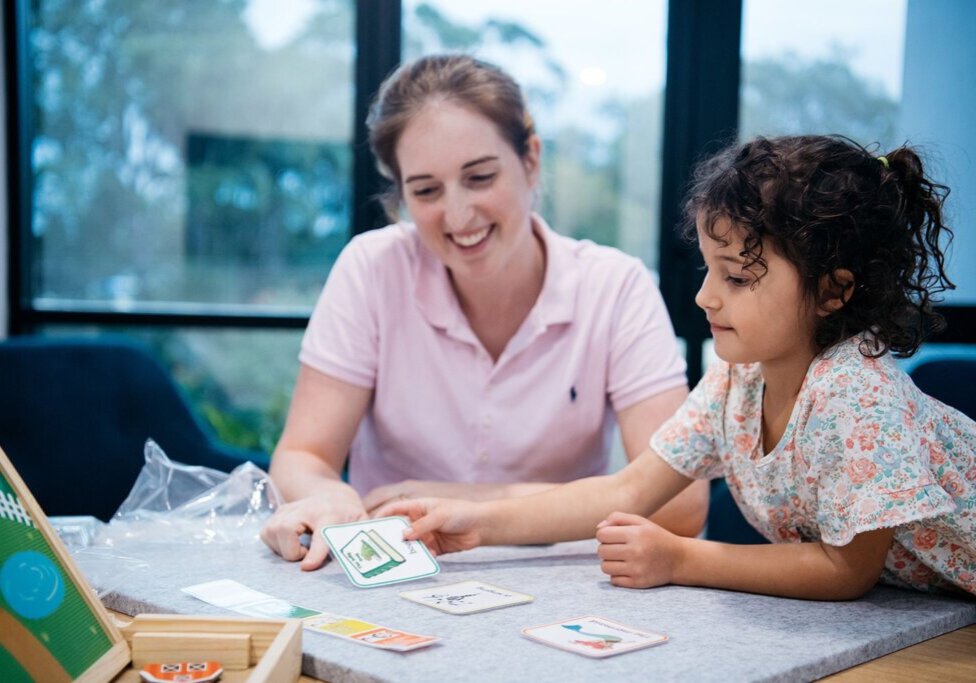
321, 517, 439, 588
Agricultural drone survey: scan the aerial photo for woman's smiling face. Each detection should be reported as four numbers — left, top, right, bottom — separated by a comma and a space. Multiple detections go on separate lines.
396, 99, 540, 283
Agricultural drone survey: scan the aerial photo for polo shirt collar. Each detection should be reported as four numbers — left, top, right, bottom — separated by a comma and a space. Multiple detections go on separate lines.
412, 213, 581, 335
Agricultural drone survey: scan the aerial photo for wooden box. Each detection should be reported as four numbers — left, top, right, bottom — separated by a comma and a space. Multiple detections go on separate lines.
111, 614, 302, 682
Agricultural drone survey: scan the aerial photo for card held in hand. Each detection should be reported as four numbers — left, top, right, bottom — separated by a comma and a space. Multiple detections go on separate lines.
322, 517, 439, 588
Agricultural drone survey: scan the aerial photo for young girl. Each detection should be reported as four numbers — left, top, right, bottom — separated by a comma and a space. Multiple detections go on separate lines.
380, 135, 976, 601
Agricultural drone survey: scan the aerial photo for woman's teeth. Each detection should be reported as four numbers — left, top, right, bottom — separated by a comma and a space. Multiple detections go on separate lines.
452, 226, 491, 247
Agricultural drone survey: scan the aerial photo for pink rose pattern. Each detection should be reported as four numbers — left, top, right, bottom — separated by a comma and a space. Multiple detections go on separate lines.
652, 336, 976, 596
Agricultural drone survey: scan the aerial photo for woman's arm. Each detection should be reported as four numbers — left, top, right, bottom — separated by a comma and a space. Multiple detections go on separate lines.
616, 386, 709, 537
261, 365, 372, 570
597, 515, 895, 600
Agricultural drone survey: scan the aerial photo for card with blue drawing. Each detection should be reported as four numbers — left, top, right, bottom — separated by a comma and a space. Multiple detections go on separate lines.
400, 580, 534, 615
321, 516, 439, 588
521, 616, 668, 658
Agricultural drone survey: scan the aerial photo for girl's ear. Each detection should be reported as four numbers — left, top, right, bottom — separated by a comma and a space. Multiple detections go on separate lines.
817, 268, 855, 316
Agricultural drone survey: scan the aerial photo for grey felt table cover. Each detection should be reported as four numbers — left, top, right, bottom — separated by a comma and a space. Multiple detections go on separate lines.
87, 538, 976, 683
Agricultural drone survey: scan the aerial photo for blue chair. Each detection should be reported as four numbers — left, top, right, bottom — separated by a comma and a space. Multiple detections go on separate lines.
909, 357, 976, 420
0, 336, 269, 521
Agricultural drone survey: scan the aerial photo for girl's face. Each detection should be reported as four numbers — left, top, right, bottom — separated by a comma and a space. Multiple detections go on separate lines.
395, 100, 540, 283
694, 215, 820, 369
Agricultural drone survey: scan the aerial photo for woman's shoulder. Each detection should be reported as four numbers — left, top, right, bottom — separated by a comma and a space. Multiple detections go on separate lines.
336, 223, 424, 275
345, 222, 419, 257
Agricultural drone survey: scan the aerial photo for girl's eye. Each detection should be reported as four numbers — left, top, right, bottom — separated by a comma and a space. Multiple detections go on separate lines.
468, 172, 496, 185
726, 275, 750, 287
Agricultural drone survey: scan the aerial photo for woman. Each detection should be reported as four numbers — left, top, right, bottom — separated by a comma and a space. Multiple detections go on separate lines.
260, 54, 708, 570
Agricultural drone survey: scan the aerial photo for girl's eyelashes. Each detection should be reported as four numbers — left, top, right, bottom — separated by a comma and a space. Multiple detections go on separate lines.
725, 275, 751, 287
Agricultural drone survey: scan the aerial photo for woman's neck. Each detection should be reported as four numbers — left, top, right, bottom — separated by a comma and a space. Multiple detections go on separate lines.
451, 227, 547, 360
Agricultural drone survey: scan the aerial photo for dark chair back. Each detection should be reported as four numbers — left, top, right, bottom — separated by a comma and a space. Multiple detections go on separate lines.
0, 336, 269, 520
910, 357, 976, 420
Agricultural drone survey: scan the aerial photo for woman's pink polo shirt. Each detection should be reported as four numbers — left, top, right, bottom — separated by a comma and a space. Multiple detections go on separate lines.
299, 216, 686, 495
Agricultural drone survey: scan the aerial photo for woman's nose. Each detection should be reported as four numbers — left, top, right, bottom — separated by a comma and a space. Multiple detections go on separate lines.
444, 189, 474, 229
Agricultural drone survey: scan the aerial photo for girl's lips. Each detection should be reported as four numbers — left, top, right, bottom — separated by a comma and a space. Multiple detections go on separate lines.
710, 324, 733, 333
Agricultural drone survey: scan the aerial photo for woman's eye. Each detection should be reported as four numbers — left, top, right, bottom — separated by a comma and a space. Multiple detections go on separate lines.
412, 186, 438, 198
468, 173, 496, 185
726, 275, 750, 286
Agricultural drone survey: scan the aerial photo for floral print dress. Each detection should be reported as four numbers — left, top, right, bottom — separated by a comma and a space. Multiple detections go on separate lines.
651, 336, 976, 596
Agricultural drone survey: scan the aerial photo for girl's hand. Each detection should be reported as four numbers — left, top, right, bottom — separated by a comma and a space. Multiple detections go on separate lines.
372, 497, 487, 555
260, 494, 367, 571
595, 511, 685, 589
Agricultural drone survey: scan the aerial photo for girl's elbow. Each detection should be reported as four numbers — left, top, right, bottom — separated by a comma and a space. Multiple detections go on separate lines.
827, 565, 884, 601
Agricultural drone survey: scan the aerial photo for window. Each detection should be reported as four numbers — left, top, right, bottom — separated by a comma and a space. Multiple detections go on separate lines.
29, 0, 354, 311
16, 0, 357, 450
403, 0, 668, 269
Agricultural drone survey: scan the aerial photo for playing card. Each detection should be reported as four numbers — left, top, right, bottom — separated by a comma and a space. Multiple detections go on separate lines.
400, 580, 534, 614
321, 516, 439, 588
521, 616, 668, 658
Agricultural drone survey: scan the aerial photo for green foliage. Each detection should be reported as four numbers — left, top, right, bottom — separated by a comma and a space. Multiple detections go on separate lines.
740, 48, 899, 148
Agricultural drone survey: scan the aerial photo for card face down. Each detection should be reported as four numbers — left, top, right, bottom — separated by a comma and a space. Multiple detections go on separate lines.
321, 517, 439, 588
521, 616, 668, 658
400, 580, 535, 614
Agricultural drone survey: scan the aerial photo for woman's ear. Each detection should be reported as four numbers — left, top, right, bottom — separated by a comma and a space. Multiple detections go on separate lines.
523, 135, 542, 187
817, 268, 855, 316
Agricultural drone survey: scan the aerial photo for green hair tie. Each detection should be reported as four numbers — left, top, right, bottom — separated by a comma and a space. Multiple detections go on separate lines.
877, 155, 890, 169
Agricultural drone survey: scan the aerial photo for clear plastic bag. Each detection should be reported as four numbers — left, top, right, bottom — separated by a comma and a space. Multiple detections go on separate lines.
66, 439, 280, 597
100, 439, 281, 546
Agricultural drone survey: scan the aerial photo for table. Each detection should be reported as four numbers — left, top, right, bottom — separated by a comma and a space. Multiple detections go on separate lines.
83, 537, 975, 682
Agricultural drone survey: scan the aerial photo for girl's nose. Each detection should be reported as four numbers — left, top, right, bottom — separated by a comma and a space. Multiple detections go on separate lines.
694, 274, 718, 311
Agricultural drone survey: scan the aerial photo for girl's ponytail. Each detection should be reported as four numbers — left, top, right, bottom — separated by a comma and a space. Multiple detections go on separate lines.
880, 147, 954, 351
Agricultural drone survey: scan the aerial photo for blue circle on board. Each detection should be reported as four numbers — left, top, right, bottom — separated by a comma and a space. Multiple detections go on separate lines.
1, 550, 66, 619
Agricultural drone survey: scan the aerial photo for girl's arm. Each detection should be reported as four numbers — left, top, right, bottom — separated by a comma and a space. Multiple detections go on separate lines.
364, 385, 710, 541
384, 448, 694, 552
597, 515, 896, 600
616, 386, 709, 538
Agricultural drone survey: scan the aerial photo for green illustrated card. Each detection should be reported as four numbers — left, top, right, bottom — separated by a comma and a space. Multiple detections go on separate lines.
322, 517, 439, 588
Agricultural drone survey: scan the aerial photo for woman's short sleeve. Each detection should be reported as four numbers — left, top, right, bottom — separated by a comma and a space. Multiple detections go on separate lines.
803, 362, 957, 547
298, 236, 379, 388
650, 361, 731, 480
603, 261, 686, 412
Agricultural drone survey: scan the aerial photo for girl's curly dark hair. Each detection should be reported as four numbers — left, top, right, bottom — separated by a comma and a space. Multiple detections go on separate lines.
682, 135, 954, 358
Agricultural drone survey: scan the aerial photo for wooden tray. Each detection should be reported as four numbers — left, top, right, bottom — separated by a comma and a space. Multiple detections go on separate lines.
112, 614, 302, 682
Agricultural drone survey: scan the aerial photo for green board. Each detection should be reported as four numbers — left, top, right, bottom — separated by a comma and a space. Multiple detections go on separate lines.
0, 448, 127, 681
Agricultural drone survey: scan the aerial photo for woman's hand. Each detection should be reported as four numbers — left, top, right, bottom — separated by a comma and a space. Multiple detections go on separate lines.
372, 497, 488, 555
260, 494, 368, 571
595, 511, 685, 589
